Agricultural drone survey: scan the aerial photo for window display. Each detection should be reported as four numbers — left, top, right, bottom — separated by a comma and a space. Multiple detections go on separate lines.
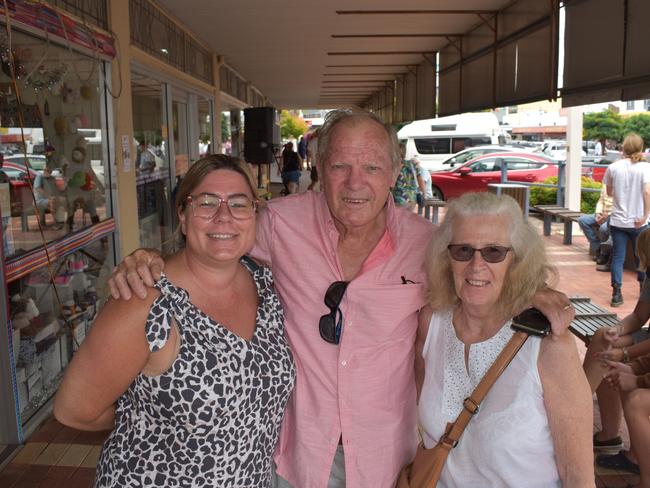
0, 21, 115, 441
0, 28, 110, 259
8, 237, 113, 423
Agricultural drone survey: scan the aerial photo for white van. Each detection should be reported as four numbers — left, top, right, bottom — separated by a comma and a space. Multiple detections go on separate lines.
397, 113, 510, 171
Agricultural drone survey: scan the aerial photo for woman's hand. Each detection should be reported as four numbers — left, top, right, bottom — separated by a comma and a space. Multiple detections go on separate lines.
604, 360, 636, 391
531, 288, 575, 338
594, 347, 624, 363
603, 326, 621, 346
108, 248, 165, 300
605, 370, 638, 391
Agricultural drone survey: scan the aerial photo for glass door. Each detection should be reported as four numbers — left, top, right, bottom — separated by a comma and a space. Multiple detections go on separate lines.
172, 97, 190, 180
131, 73, 174, 255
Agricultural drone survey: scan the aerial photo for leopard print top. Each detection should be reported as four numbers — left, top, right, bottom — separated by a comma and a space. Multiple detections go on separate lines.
95, 258, 295, 487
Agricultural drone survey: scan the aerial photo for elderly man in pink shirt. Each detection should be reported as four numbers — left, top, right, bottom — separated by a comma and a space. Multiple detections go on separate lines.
109, 109, 574, 488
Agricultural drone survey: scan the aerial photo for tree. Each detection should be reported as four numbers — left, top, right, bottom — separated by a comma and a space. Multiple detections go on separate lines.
623, 113, 650, 147
280, 110, 308, 140
583, 109, 624, 150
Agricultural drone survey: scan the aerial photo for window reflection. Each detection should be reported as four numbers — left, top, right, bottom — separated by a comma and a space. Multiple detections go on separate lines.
0, 29, 110, 259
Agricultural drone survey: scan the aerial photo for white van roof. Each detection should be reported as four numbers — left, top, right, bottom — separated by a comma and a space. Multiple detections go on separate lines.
397, 112, 501, 138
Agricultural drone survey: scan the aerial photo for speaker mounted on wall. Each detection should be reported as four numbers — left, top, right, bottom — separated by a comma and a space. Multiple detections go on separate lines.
243, 107, 280, 164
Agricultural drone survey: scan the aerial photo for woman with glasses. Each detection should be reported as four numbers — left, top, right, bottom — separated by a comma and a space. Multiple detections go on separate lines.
413, 192, 593, 487
54, 155, 296, 488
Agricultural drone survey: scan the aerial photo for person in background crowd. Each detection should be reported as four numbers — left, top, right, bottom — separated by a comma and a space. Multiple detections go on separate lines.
582, 227, 650, 471
603, 133, 650, 306
297, 135, 307, 162
34, 166, 65, 229
54, 155, 295, 487
106, 109, 575, 488
280, 141, 302, 195
135, 141, 155, 172
414, 155, 433, 211
415, 192, 593, 487
595, 140, 603, 156
577, 183, 612, 266
597, 353, 650, 483
392, 144, 419, 211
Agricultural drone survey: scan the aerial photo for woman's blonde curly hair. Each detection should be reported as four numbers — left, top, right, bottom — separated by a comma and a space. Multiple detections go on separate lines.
425, 192, 557, 318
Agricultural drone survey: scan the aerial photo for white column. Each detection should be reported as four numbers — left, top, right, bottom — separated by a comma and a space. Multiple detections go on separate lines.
565, 105, 583, 212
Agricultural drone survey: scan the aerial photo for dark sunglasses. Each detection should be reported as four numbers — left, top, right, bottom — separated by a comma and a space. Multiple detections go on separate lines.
447, 244, 512, 263
319, 281, 349, 344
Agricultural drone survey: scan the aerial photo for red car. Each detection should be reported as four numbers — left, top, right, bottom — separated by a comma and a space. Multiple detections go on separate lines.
429, 152, 558, 201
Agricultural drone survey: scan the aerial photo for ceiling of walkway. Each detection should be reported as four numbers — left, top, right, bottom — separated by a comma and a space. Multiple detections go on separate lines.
157, 0, 514, 109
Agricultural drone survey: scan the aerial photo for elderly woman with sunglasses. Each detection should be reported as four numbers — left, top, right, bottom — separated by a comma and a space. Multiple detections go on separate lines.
414, 192, 593, 487
54, 155, 295, 488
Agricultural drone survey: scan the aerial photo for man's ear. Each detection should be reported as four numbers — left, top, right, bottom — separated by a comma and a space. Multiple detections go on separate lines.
391, 162, 402, 186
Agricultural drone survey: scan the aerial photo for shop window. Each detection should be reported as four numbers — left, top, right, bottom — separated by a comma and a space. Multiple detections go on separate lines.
8, 237, 114, 424
0, 29, 111, 260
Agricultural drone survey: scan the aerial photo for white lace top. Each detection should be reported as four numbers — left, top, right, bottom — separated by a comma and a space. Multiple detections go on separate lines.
418, 310, 560, 488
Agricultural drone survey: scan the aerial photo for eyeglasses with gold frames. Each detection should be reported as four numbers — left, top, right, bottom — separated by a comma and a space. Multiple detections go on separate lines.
186, 192, 258, 220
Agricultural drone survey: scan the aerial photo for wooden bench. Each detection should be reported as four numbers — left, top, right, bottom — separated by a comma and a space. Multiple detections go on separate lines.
419, 198, 446, 224
533, 205, 585, 245
568, 296, 619, 345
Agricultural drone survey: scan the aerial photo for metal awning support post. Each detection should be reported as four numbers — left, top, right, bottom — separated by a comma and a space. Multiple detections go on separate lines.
565, 106, 584, 212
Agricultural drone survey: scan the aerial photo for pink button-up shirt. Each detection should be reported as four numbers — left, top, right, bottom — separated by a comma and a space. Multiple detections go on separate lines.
251, 192, 434, 487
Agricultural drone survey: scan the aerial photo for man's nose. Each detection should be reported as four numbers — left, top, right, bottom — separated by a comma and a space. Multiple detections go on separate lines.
346, 166, 364, 187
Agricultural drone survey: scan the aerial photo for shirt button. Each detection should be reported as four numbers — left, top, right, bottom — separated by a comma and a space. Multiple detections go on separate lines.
341, 360, 347, 366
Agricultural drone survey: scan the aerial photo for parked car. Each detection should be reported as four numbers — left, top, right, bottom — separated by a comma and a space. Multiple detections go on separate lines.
535, 140, 586, 160
433, 145, 528, 172
5, 154, 47, 171
428, 152, 558, 201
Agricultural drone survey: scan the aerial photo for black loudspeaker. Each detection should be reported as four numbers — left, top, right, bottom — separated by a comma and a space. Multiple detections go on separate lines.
244, 107, 280, 164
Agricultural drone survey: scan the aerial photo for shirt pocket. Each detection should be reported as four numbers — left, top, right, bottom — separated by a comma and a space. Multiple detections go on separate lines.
351, 282, 425, 346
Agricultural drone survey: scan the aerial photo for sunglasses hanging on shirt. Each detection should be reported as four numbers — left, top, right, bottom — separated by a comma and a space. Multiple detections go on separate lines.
319, 281, 349, 345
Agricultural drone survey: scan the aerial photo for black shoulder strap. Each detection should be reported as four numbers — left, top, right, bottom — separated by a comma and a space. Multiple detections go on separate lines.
241, 255, 260, 272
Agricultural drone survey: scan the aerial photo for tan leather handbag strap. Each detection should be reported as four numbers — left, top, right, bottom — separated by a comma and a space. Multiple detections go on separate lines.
438, 331, 529, 452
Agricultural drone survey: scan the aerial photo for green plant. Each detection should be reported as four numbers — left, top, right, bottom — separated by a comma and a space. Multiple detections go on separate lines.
579, 177, 602, 214
530, 176, 602, 214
